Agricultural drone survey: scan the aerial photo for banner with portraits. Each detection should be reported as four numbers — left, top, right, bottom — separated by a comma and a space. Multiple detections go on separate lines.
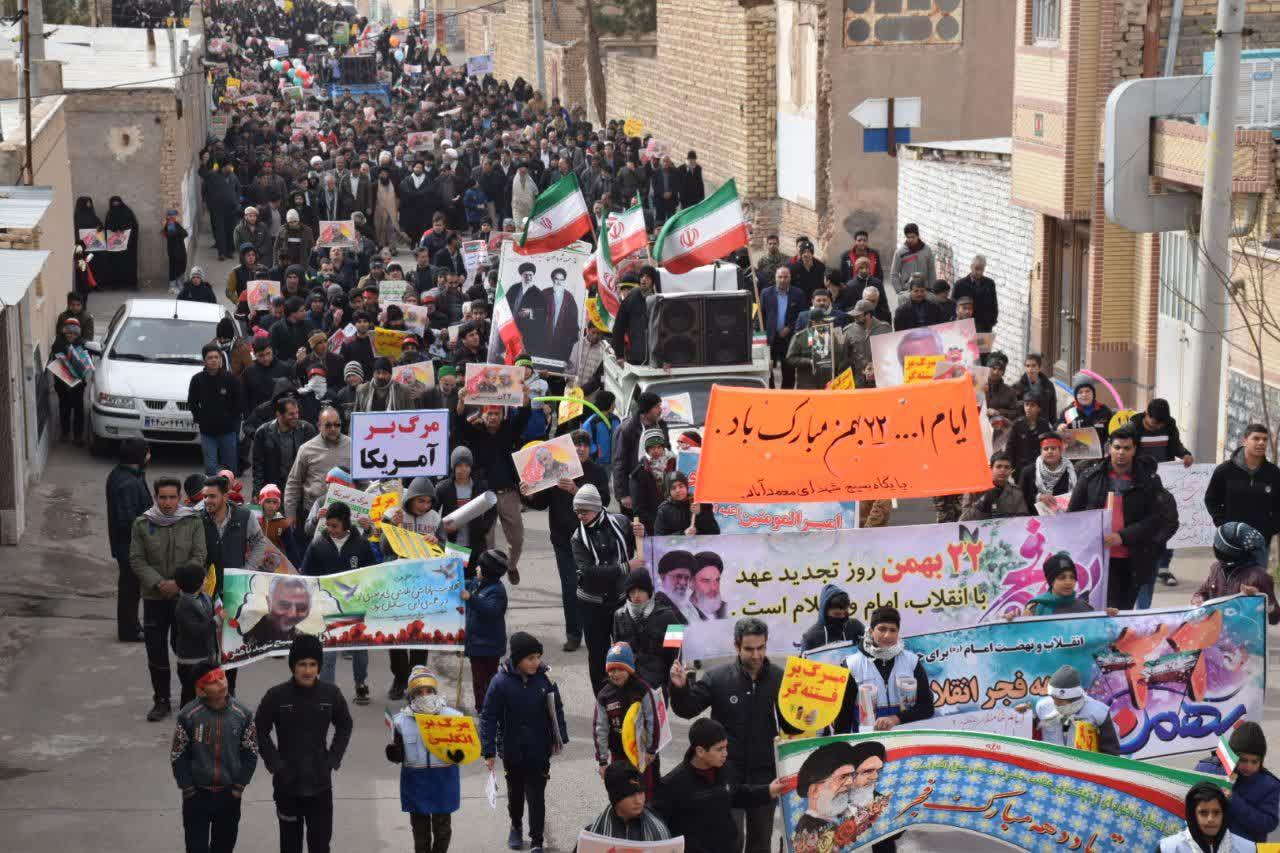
489, 240, 590, 370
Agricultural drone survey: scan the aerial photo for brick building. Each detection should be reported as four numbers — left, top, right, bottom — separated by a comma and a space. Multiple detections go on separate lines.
489, 0, 586, 107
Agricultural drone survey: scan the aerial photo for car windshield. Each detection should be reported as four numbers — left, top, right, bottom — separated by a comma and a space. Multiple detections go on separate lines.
109, 317, 218, 364
644, 377, 767, 426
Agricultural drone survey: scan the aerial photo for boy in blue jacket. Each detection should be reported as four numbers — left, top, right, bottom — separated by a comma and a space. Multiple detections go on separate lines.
480, 631, 569, 853
386, 666, 463, 852
1195, 721, 1280, 843
463, 549, 509, 711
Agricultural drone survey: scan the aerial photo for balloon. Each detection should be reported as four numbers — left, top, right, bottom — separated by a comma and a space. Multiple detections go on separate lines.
1078, 368, 1125, 410
270, 59, 282, 71
282, 60, 291, 70
394, 49, 404, 61
389, 35, 400, 47
294, 61, 305, 72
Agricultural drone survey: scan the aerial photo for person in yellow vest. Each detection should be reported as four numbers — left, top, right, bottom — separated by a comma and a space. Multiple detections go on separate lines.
1032, 665, 1120, 755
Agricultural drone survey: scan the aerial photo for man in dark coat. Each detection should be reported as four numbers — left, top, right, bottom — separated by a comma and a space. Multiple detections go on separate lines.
106, 438, 151, 641
951, 255, 999, 334
676, 150, 705, 209
1205, 423, 1280, 561
611, 391, 670, 515
252, 396, 318, 498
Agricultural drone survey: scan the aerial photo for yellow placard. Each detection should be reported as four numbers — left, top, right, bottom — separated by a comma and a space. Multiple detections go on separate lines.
415, 714, 482, 765
903, 354, 943, 384
283, 0, 293, 12
621, 701, 641, 767
825, 367, 854, 391
558, 386, 585, 423
373, 327, 408, 359
1109, 409, 1137, 434
225, 76, 241, 89
623, 117, 644, 137
378, 523, 446, 560
371, 491, 400, 522
778, 655, 850, 733
1073, 720, 1100, 752
201, 564, 217, 597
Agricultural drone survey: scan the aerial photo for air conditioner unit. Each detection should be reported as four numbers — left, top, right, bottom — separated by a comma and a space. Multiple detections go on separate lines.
1204, 48, 1280, 134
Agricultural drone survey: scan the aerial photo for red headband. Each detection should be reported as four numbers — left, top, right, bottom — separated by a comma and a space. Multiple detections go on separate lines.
196, 667, 226, 690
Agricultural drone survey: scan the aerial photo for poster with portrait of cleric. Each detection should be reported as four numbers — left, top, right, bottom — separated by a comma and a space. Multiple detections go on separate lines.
869, 318, 979, 387
489, 240, 590, 370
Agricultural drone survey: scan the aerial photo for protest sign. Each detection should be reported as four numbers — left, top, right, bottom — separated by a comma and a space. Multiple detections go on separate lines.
209, 114, 230, 140
316, 220, 356, 248
870, 318, 979, 387
328, 323, 356, 355
513, 433, 583, 494
711, 502, 861, 534
647, 510, 1109, 660
323, 482, 374, 519
903, 354, 942, 383
577, 833, 683, 853
292, 110, 319, 129
399, 304, 432, 335
694, 378, 991, 504
105, 229, 132, 252
1158, 462, 1216, 548
461, 239, 488, 276
266, 36, 288, 57
219, 557, 465, 667
379, 280, 409, 307
333, 20, 350, 44
466, 54, 494, 76
77, 228, 105, 251
826, 367, 854, 391
557, 385, 585, 422
775, 730, 1217, 853
623, 116, 645, 137
392, 361, 435, 394
351, 409, 449, 479
406, 130, 435, 151
373, 327, 408, 358
1062, 426, 1103, 460
379, 523, 446, 560
660, 392, 694, 425
246, 279, 281, 313
779, 656, 850, 732
805, 594, 1265, 759
415, 714, 481, 764
464, 363, 524, 407
489, 239, 590, 369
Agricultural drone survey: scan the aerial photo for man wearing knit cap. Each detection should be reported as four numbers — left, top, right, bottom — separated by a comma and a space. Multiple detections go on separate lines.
355, 356, 413, 412
1030, 664, 1119, 755
582, 761, 672, 842
792, 740, 889, 844
333, 361, 364, 429
255, 634, 353, 853
571, 482, 643, 693
843, 606, 934, 732
479, 631, 569, 853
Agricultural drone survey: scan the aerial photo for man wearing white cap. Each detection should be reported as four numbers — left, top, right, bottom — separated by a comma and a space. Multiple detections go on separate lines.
1031, 664, 1120, 754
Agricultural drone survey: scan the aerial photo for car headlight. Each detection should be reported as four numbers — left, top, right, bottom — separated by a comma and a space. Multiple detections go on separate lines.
97, 393, 135, 409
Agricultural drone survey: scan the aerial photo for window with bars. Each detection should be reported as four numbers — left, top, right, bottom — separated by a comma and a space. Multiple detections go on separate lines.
1032, 0, 1060, 44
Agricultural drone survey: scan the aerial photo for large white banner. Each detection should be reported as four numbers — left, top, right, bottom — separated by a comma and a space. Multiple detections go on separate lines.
1158, 462, 1216, 549
351, 410, 449, 479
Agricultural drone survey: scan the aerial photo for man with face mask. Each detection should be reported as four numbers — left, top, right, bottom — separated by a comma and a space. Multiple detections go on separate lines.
801, 585, 865, 651
385, 666, 463, 853
1030, 665, 1119, 754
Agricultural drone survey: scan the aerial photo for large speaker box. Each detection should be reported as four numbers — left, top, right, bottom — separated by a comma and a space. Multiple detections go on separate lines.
339, 56, 378, 84
646, 291, 753, 368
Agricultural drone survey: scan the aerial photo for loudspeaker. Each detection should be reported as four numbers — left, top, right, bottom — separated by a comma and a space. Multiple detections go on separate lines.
646, 291, 753, 368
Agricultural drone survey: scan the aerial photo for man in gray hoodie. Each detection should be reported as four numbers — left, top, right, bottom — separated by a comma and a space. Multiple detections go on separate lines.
887, 223, 937, 295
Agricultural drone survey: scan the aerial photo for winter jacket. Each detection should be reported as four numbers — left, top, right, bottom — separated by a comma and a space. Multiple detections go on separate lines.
1194, 562, 1280, 624
610, 287, 652, 365
233, 219, 271, 260
203, 505, 268, 595
1017, 461, 1074, 513
478, 658, 569, 767
283, 433, 353, 523
464, 575, 508, 657
1011, 374, 1059, 420
887, 241, 937, 293
1063, 402, 1113, 444
1205, 448, 1280, 541
951, 273, 999, 333
1192, 755, 1280, 843
254, 678, 353, 796
653, 760, 771, 853
435, 476, 497, 573
174, 591, 218, 665
301, 530, 379, 576
525, 458, 611, 544
386, 705, 463, 815
572, 510, 637, 606
669, 658, 784, 784
451, 408, 531, 492
1007, 415, 1055, 474
839, 318, 892, 387
960, 481, 1029, 520
269, 319, 315, 368
1129, 411, 1191, 463
130, 514, 207, 599
652, 500, 719, 536
171, 697, 259, 792
593, 674, 659, 765
106, 464, 151, 561
177, 279, 218, 304
582, 412, 620, 466
188, 368, 244, 435
583, 806, 672, 843
800, 584, 866, 652
252, 419, 318, 499
1068, 456, 1173, 585
612, 597, 680, 692
892, 296, 947, 331
242, 359, 295, 414
353, 378, 415, 412
611, 414, 671, 504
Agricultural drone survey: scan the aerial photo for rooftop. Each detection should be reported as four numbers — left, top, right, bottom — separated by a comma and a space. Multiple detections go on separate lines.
0, 24, 201, 91
901, 137, 1013, 158
0, 185, 53, 229
0, 248, 50, 307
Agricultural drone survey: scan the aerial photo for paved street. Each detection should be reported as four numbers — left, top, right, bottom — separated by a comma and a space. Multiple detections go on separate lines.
1, 235, 1277, 851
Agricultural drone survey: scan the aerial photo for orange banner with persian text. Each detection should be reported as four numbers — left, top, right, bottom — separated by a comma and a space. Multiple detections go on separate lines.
695, 377, 991, 503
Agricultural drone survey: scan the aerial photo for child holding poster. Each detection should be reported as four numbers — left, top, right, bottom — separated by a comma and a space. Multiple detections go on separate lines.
385, 666, 463, 853
629, 429, 676, 535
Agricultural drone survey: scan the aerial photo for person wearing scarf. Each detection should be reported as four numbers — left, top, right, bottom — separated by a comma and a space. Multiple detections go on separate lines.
842, 606, 933, 733
1192, 523, 1280, 624
1158, 781, 1255, 853
1022, 552, 1104, 616
1029, 665, 1120, 754
385, 666, 463, 853
1061, 378, 1114, 444
571, 483, 642, 695
1018, 432, 1077, 513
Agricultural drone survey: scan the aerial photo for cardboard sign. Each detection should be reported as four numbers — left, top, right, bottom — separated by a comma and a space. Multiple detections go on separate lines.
1062, 426, 1103, 460
316, 220, 356, 249
659, 392, 694, 425
512, 433, 584, 494
351, 409, 449, 479
461, 239, 488, 276
373, 327, 408, 359
392, 361, 435, 392
406, 131, 435, 151
466, 54, 493, 76
77, 228, 106, 251
903, 354, 943, 383
826, 367, 855, 391
778, 656, 850, 733
246, 279, 281, 314
415, 714, 482, 765
464, 363, 524, 407
1158, 462, 1217, 549
379, 281, 409, 308
322, 482, 374, 519
870, 318, 980, 387
105, 229, 132, 252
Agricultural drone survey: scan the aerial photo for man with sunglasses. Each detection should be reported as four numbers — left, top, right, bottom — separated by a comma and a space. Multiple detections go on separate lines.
283, 407, 352, 526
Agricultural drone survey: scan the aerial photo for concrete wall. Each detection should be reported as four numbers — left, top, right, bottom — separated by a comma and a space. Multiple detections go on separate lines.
897, 149, 1035, 364
826, 0, 1016, 260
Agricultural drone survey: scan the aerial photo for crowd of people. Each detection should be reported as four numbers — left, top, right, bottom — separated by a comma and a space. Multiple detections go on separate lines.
76, 0, 1280, 851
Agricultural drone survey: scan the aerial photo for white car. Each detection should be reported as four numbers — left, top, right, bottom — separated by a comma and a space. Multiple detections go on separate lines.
86, 299, 241, 454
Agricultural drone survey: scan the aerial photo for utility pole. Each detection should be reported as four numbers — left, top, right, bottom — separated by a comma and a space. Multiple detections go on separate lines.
531, 0, 545, 95
1185, 0, 1245, 461
20, 0, 33, 184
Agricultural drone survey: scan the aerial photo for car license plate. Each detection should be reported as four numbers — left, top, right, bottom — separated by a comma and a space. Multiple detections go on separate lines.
144, 416, 192, 430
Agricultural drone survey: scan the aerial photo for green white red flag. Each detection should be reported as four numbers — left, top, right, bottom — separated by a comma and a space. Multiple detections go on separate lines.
1216, 735, 1239, 774
652, 179, 748, 274
583, 209, 622, 329
515, 172, 591, 254
490, 272, 523, 364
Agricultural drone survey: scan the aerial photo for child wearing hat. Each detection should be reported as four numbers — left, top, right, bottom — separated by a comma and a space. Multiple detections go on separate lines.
1028, 664, 1119, 754
386, 666, 464, 852
257, 484, 303, 568
593, 642, 662, 795
463, 549, 510, 711
1018, 552, 1117, 617
652, 470, 719, 536
583, 761, 673, 841
173, 561, 218, 709
1194, 721, 1280, 842
478, 631, 569, 853
629, 428, 676, 535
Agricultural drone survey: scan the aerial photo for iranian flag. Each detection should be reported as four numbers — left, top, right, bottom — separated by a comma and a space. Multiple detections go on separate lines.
605, 201, 648, 259
583, 209, 622, 328
1216, 735, 1239, 774
652, 179, 748, 274
515, 173, 591, 254
490, 274, 524, 364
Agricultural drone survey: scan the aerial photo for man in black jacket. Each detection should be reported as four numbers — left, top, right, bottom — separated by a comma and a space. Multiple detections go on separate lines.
951, 255, 999, 334
524, 429, 611, 652
253, 397, 318, 498
611, 391, 670, 516
1068, 424, 1174, 609
242, 338, 295, 414
106, 438, 151, 641
1205, 424, 1280, 562
610, 267, 660, 365
255, 634, 353, 853
892, 274, 946, 331
189, 343, 246, 476
572, 484, 642, 694
1130, 399, 1193, 588
668, 617, 783, 853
